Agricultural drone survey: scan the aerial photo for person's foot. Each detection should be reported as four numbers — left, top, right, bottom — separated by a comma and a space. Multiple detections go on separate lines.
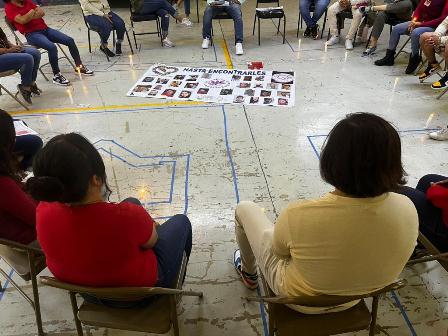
163, 37, 175, 48
235, 42, 244, 55
326, 35, 339, 46
374, 49, 395, 66
233, 250, 258, 290
418, 63, 441, 82
181, 17, 193, 27
202, 38, 210, 49
303, 26, 312, 38
30, 83, 42, 96
115, 42, 122, 56
345, 39, 354, 50
405, 53, 422, 74
362, 45, 376, 57
429, 126, 448, 141
100, 45, 115, 58
17, 84, 32, 104
52, 73, 70, 86
431, 73, 448, 90
311, 24, 320, 39
77, 65, 94, 76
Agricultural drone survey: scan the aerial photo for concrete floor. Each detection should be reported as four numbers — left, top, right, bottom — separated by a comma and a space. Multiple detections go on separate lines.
1, 1, 448, 335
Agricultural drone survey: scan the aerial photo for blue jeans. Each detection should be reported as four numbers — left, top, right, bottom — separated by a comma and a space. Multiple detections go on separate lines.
299, 0, 330, 28
202, 4, 243, 43
85, 12, 126, 45
138, 0, 177, 32
26, 28, 82, 74
180, 0, 191, 16
388, 21, 434, 56
14, 132, 43, 170
0, 47, 41, 86
398, 174, 448, 252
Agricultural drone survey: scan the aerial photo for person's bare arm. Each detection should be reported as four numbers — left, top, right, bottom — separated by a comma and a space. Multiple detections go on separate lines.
141, 224, 158, 249
33, 6, 45, 19
13, 9, 37, 25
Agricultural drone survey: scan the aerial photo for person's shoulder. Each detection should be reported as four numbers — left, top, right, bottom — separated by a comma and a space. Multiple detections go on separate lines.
0, 176, 22, 189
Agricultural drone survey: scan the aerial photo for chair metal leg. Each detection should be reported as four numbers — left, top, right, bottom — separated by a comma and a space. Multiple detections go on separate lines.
369, 295, 380, 336
297, 14, 300, 37
258, 18, 261, 46
277, 18, 281, 34
282, 16, 286, 44
112, 30, 116, 47
69, 292, 84, 336
321, 10, 327, 39
253, 14, 257, 35
268, 303, 275, 336
126, 30, 135, 55
196, 0, 200, 23
57, 44, 76, 71
437, 87, 448, 100
170, 295, 180, 336
0, 84, 29, 110
394, 36, 411, 60
29, 252, 44, 336
131, 21, 138, 49
88, 29, 92, 53
38, 68, 49, 81
366, 30, 372, 48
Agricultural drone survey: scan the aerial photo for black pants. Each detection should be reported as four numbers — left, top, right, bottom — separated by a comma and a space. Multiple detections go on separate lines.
398, 174, 448, 252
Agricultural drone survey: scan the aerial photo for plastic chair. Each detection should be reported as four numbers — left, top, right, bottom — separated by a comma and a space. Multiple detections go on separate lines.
80, 7, 134, 61
297, 0, 328, 39
129, 2, 163, 49
252, 0, 286, 45
0, 238, 46, 336
40, 254, 203, 336
4, 16, 76, 77
0, 70, 30, 110
408, 232, 448, 268
246, 273, 407, 336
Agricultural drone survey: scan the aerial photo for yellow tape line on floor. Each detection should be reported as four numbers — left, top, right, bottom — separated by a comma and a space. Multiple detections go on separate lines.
9, 100, 207, 116
220, 39, 234, 70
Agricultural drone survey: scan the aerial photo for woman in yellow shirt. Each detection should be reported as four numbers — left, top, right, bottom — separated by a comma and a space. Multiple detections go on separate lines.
234, 112, 418, 314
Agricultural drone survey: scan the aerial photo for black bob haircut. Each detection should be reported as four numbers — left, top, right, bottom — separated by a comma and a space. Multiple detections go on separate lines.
320, 112, 406, 198
26, 133, 111, 203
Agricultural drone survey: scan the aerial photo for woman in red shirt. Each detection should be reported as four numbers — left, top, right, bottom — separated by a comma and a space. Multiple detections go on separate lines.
0, 110, 37, 245
400, 174, 448, 251
26, 133, 192, 299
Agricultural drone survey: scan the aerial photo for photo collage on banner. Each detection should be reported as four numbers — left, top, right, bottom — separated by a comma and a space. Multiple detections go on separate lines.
127, 64, 295, 107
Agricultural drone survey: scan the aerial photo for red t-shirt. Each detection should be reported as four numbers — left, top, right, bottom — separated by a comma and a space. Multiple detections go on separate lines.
427, 184, 448, 226
5, 0, 48, 35
0, 176, 37, 244
36, 201, 158, 287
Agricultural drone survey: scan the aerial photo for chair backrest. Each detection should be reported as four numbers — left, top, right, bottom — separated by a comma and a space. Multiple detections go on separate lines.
256, 0, 280, 4
0, 238, 45, 277
251, 279, 407, 306
40, 276, 187, 301
4, 16, 24, 46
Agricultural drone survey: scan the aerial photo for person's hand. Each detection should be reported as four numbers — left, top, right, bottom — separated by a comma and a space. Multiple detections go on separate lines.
232, 0, 241, 4
7, 45, 23, 53
103, 14, 112, 23
339, 0, 351, 9
431, 179, 448, 186
427, 35, 440, 47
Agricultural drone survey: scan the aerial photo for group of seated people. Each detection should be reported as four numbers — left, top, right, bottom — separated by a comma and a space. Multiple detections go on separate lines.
1, 107, 447, 315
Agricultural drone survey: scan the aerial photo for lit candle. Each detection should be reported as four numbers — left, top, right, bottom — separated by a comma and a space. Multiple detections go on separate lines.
66, 88, 74, 104
425, 113, 434, 129
298, 39, 302, 51
77, 67, 82, 81
324, 42, 328, 53
129, 54, 134, 67
393, 77, 399, 91
344, 51, 348, 63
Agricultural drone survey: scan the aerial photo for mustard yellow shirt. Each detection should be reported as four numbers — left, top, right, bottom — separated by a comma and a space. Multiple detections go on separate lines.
272, 192, 418, 313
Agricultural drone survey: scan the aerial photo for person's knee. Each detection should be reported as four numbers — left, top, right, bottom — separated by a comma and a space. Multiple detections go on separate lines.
235, 201, 257, 222
170, 214, 192, 231
21, 54, 34, 66
376, 11, 387, 22
66, 36, 76, 47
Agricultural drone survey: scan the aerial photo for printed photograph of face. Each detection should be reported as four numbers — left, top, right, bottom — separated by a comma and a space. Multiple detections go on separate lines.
278, 98, 289, 106
263, 98, 273, 104
233, 95, 245, 103
197, 88, 209, 94
260, 90, 271, 97
162, 89, 176, 97
185, 82, 199, 89
277, 91, 290, 97
156, 78, 169, 84
174, 75, 186, 80
143, 76, 155, 83
249, 97, 259, 104
133, 85, 152, 93
220, 89, 233, 95
179, 90, 192, 99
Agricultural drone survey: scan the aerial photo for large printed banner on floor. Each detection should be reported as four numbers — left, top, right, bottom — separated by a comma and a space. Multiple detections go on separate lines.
127, 64, 295, 107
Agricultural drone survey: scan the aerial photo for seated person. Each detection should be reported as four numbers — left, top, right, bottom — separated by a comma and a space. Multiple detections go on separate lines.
233, 113, 418, 313
79, 0, 127, 57
0, 109, 37, 246
326, 0, 369, 50
429, 125, 448, 141
5, 0, 94, 86
418, 15, 448, 89
13, 120, 43, 170
202, 0, 245, 55
375, 0, 448, 74
361, 0, 418, 56
26, 133, 192, 293
300, 0, 330, 39
0, 27, 41, 104
173, 0, 193, 25
131, 0, 192, 48
399, 175, 448, 252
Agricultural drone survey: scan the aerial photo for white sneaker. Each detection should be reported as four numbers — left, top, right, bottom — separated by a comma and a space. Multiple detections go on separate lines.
326, 35, 339, 46
181, 17, 193, 27
235, 42, 244, 55
345, 39, 354, 50
429, 127, 448, 141
162, 38, 175, 48
202, 38, 210, 49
